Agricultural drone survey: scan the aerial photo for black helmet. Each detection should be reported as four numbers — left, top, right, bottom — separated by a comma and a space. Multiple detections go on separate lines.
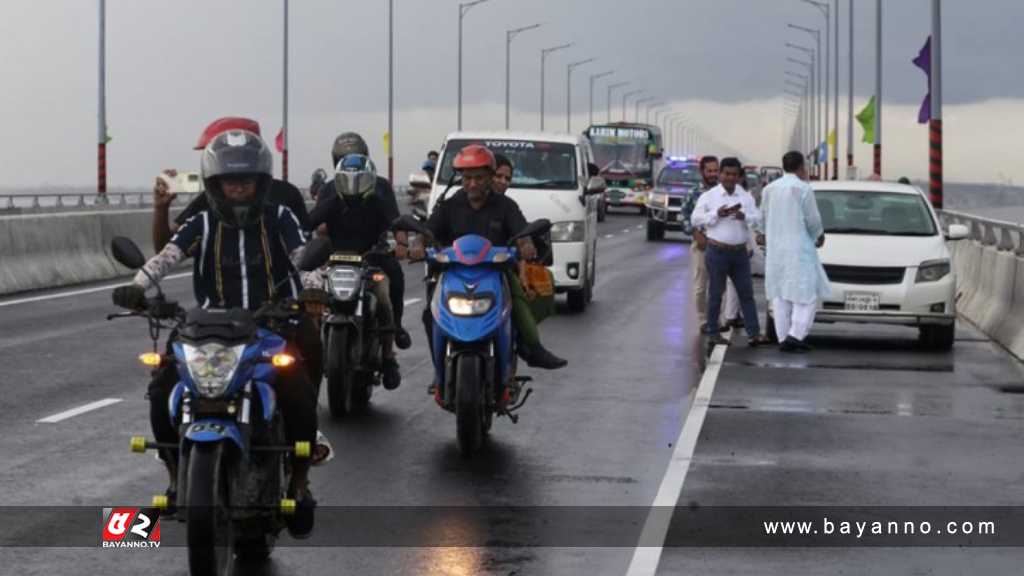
332, 132, 369, 164
201, 129, 273, 228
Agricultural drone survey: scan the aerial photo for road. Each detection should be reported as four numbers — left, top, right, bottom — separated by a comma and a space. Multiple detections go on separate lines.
1, 211, 1023, 575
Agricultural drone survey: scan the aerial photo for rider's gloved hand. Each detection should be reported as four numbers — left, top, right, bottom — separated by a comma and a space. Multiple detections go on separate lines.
112, 285, 147, 310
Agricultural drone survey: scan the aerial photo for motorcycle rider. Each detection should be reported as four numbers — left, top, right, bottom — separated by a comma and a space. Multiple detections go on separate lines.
113, 130, 319, 537
307, 153, 403, 390
424, 150, 439, 179
409, 144, 567, 380
326, 132, 412, 351
152, 116, 311, 253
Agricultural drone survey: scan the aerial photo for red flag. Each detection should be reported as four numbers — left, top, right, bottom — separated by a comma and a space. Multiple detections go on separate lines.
275, 127, 285, 152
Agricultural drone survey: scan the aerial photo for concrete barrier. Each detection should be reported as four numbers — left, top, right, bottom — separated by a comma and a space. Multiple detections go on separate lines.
980, 250, 1017, 336
1000, 256, 1024, 360
955, 241, 985, 321
0, 209, 162, 297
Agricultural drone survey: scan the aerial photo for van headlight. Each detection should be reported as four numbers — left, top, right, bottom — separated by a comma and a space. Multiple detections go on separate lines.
183, 343, 246, 398
915, 259, 951, 283
550, 221, 585, 243
447, 294, 494, 316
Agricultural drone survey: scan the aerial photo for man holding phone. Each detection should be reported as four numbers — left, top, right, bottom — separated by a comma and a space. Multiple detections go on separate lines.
691, 157, 767, 347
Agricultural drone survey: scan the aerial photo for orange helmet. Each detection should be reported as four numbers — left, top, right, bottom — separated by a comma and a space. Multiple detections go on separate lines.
452, 144, 496, 172
194, 117, 261, 150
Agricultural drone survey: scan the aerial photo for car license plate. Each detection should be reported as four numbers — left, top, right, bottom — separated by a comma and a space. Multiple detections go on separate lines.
844, 291, 880, 312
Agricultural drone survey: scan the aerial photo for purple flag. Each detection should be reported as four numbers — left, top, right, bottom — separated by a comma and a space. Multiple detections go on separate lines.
913, 36, 932, 124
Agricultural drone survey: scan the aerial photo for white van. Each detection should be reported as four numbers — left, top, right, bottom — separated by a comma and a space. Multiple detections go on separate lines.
427, 131, 604, 312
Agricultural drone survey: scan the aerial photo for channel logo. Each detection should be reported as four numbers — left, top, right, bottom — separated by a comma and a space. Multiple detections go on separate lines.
101, 507, 161, 549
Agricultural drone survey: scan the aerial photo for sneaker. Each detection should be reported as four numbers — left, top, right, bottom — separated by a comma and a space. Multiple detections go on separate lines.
519, 344, 568, 370
285, 487, 316, 539
311, 430, 334, 467
748, 335, 770, 347
728, 317, 745, 329
382, 358, 401, 390
779, 336, 805, 353
394, 327, 412, 350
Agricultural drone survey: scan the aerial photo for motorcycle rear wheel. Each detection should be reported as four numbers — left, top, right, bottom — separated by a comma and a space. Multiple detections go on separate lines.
326, 328, 356, 418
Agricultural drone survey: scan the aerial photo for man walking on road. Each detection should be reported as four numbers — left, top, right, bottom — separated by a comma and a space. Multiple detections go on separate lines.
692, 157, 767, 347
761, 151, 830, 352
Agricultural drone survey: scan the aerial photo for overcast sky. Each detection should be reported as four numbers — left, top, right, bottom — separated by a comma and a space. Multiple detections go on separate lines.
2, 0, 1023, 188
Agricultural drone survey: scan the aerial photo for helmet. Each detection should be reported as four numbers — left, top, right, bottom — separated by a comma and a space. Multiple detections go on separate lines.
194, 117, 261, 150
421, 158, 437, 173
334, 154, 378, 199
452, 144, 496, 172
201, 130, 273, 228
310, 168, 329, 199
331, 132, 369, 164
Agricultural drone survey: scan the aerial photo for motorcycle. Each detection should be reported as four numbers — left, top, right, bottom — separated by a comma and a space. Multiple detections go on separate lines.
320, 241, 397, 417
407, 172, 432, 222
395, 215, 552, 456
110, 235, 331, 575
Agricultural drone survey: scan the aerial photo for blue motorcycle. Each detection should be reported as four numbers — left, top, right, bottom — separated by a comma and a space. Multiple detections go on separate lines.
109, 236, 331, 575
400, 216, 551, 456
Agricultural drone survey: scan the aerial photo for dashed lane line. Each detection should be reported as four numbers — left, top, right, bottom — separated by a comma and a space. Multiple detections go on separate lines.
0, 273, 193, 308
37, 398, 124, 424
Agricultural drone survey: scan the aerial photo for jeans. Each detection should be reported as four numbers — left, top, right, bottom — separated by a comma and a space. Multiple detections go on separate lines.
706, 245, 760, 338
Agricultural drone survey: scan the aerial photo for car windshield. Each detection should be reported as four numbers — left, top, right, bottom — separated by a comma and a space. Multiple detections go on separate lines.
436, 139, 578, 190
657, 165, 701, 187
586, 126, 654, 178
816, 190, 938, 236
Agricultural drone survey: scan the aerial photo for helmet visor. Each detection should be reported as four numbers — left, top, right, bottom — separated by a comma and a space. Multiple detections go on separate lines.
334, 155, 377, 197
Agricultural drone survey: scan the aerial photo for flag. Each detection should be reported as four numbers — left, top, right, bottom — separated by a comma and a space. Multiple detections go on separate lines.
856, 97, 876, 144
383, 132, 391, 156
103, 125, 112, 144
275, 127, 285, 152
827, 130, 836, 155
913, 36, 932, 124
818, 141, 828, 165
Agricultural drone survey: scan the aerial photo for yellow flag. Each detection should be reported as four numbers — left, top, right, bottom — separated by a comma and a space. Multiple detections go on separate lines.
383, 132, 391, 156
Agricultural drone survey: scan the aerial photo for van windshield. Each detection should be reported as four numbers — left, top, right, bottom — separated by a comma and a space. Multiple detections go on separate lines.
437, 139, 578, 190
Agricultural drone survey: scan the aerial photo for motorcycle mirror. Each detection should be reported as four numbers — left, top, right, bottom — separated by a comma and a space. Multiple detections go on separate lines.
392, 214, 430, 235
111, 236, 146, 270
510, 219, 552, 244
299, 237, 333, 271
408, 173, 432, 188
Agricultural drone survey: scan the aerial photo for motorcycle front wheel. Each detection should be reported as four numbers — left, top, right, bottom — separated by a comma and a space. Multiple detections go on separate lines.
186, 443, 234, 576
455, 355, 486, 457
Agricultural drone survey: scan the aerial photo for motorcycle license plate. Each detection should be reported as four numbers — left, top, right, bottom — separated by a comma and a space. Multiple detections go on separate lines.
330, 253, 362, 264
844, 291, 880, 312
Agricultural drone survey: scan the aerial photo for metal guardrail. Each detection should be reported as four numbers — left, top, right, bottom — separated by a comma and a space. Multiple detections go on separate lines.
0, 191, 204, 212
938, 209, 1024, 256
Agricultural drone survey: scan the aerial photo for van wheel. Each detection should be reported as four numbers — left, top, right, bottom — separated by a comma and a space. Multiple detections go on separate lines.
567, 288, 587, 313
920, 323, 955, 350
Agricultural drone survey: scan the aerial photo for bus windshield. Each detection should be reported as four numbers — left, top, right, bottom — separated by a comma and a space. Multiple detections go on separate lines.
586, 126, 655, 178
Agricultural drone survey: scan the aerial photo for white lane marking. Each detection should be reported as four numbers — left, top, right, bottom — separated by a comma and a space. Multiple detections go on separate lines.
0, 273, 193, 308
404, 298, 422, 306
624, 342, 728, 576
604, 234, 615, 239
37, 398, 123, 424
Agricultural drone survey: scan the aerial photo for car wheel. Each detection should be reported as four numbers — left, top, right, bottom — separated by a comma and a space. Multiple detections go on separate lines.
597, 201, 607, 222
646, 220, 664, 242
920, 323, 955, 350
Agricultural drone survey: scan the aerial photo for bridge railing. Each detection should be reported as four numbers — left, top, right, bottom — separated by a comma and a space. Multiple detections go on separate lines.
938, 209, 1024, 256
0, 191, 204, 212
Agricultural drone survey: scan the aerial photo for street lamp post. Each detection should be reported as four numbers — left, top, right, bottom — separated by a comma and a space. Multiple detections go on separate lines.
97, 0, 107, 200
505, 23, 541, 130
787, 50, 817, 177
789, 23, 823, 177
282, 0, 289, 181
567, 58, 596, 133
606, 81, 629, 123
645, 101, 665, 125
540, 43, 572, 131
588, 71, 614, 127
800, 0, 834, 178
457, 0, 490, 131
621, 89, 644, 122
634, 96, 654, 123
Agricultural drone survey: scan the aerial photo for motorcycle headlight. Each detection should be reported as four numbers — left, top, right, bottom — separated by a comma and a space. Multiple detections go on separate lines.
915, 259, 951, 283
447, 295, 494, 316
550, 221, 585, 243
327, 266, 362, 301
183, 343, 246, 398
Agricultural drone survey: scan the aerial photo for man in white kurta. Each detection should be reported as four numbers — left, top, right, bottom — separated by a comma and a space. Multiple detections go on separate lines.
760, 152, 831, 352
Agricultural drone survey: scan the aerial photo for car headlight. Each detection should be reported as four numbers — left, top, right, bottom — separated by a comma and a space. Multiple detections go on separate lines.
550, 221, 585, 243
447, 295, 494, 316
915, 259, 951, 283
648, 193, 667, 207
183, 343, 246, 398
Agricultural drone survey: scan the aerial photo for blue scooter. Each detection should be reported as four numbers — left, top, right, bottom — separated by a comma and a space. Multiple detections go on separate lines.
398, 216, 551, 456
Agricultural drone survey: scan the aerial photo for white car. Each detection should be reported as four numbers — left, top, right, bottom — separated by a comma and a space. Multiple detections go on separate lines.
428, 131, 604, 312
767, 180, 968, 349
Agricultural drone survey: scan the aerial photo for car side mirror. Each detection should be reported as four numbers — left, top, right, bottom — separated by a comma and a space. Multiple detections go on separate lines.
945, 223, 969, 241
408, 172, 432, 188
510, 219, 552, 244
111, 236, 146, 270
587, 162, 600, 178
299, 237, 333, 271
585, 176, 607, 195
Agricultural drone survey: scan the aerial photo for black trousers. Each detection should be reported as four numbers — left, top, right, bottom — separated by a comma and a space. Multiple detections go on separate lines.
379, 255, 405, 328
148, 316, 320, 464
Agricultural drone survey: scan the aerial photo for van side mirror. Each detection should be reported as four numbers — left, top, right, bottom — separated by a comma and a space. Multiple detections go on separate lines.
585, 176, 607, 195
587, 162, 600, 178
945, 223, 969, 241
